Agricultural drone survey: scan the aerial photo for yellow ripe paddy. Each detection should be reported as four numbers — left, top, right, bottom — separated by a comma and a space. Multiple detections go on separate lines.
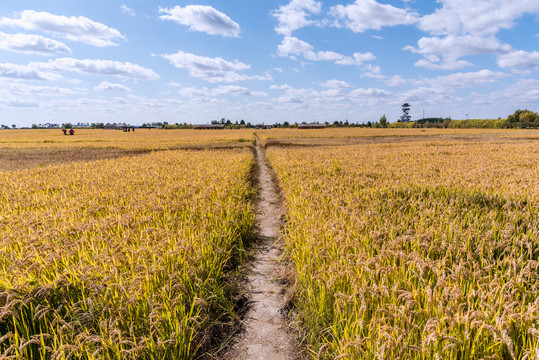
0, 128, 538, 359
0, 140, 255, 358
267, 138, 539, 359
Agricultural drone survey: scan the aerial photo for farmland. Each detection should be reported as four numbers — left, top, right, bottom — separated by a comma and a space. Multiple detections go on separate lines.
0, 132, 256, 358
267, 135, 539, 359
0, 128, 538, 359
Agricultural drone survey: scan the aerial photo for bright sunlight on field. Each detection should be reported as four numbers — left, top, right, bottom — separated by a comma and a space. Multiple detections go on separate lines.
0, 147, 255, 359
268, 138, 539, 359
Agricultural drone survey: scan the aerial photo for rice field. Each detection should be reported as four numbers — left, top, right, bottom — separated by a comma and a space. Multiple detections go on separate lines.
0, 129, 254, 171
268, 138, 539, 359
1, 128, 538, 359
0, 147, 255, 359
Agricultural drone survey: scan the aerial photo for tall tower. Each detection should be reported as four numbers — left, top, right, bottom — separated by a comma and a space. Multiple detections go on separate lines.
399, 102, 411, 122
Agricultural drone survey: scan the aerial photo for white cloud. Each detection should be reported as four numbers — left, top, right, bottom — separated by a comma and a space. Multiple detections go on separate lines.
386, 75, 406, 87
94, 81, 131, 92
159, 5, 240, 38
277, 36, 375, 65
0, 32, 71, 56
270, 85, 391, 106
0, 10, 125, 47
8, 83, 78, 96
497, 50, 539, 69
405, 35, 512, 59
161, 51, 270, 83
413, 58, 472, 71
31, 58, 159, 80
6, 100, 39, 108
400, 86, 457, 103
405, 1, 539, 72
416, 69, 508, 88
178, 85, 268, 98
361, 64, 384, 78
419, 0, 539, 37
329, 0, 417, 33
120, 5, 136, 17
322, 79, 352, 89
272, 0, 322, 36
270, 84, 292, 90
350, 88, 391, 98
0, 63, 60, 81
405, 35, 512, 70
473, 79, 539, 107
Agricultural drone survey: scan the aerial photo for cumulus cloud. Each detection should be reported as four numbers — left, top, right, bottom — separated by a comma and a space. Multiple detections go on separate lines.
330, 0, 417, 33
7, 100, 39, 108
120, 5, 136, 17
350, 88, 391, 98
497, 50, 539, 69
386, 75, 406, 87
94, 81, 131, 91
405, 1, 539, 71
161, 51, 270, 83
406, 35, 512, 59
0, 62, 60, 81
178, 85, 268, 99
405, 35, 512, 70
0, 32, 71, 56
322, 79, 352, 89
31, 58, 159, 80
0, 10, 125, 47
270, 84, 292, 90
416, 69, 508, 88
413, 58, 472, 71
277, 36, 375, 65
159, 5, 240, 37
8, 83, 78, 96
272, 0, 322, 36
418, 0, 539, 37
270, 84, 391, 106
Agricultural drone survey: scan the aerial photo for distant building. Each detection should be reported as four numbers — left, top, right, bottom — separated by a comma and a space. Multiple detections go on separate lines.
193, 124, 225, 130
104, 123, 129, 130
399, 103, 412, 122
298, 123, 326, 129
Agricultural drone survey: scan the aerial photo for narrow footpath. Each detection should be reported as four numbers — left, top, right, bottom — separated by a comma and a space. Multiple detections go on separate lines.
223, 137, 297, 359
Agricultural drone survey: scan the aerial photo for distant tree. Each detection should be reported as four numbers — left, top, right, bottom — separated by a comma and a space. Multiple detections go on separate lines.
283, 121, 289, 127
12, 124, 16, 129
367, 121, 372, 127
379, 115, 387, 128
240, 119, 245, 125
63, 123, 73, 129
32, 124, 38, 129
519, 110, 539, 123
507, 109, 539, 128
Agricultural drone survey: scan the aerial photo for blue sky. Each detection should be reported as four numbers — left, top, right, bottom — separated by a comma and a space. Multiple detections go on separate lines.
0, 0, 538, 126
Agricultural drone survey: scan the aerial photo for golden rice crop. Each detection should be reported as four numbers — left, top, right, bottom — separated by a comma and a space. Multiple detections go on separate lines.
0, 148, 255, 359
0, 129, 255, 171
268, 140, 539, 359
0, 129, 255, 150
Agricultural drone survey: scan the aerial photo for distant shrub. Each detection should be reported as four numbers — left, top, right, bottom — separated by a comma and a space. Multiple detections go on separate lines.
389, 122, 417, 128
506, 109, 539, 128
447, 119, 508, 129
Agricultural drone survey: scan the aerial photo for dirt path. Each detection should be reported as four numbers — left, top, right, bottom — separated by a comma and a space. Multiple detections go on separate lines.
223, 137, 297, 359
